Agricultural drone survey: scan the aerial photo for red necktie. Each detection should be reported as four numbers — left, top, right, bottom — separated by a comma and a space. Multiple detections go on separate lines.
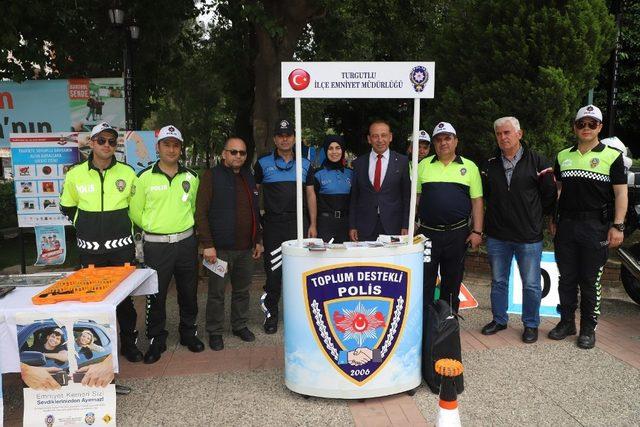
374, 154, 382, 192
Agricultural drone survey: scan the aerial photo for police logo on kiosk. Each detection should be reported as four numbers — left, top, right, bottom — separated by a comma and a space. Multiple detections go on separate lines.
304, 264, 409, 385
409, 65, 428, 93
590, 158, 599, 168
182, 180, 191, 193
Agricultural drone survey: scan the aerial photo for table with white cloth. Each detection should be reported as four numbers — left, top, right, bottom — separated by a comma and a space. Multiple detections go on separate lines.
0, 268, 158, 375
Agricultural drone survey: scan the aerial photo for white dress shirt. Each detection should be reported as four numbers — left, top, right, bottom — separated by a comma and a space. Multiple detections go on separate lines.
368, 149, 390, 187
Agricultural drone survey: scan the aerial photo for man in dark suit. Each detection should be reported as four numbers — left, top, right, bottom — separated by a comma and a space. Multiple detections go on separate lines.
349, 120, 411, 241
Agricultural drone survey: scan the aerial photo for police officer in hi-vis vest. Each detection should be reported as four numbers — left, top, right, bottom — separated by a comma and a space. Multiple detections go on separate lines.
129, 125, 204, 364
549, 105, 628, 349
60, 122, 143, 365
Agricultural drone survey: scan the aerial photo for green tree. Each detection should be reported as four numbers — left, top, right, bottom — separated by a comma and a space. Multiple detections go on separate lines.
429, 0, 615, 161
0, 0, 199, 130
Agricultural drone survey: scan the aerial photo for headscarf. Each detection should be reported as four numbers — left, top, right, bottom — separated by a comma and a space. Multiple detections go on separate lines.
322, 135, 345, 169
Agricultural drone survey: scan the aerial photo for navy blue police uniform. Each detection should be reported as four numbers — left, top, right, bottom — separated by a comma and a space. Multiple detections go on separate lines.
254, 148, 314, 326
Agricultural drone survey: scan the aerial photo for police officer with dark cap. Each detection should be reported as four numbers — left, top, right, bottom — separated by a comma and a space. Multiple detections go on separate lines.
314, 135, 353, 243
255, 119, 317, 334
549, 105, 628, 349
60, 121, 143, 365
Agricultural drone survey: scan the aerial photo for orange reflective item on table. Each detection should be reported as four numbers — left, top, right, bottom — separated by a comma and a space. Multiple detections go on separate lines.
32, 264, 136, 305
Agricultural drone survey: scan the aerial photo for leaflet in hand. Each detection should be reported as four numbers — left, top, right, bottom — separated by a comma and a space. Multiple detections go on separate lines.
203, 258, 228, 277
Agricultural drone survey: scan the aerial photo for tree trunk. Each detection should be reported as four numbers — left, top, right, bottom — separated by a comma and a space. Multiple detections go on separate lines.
251, 0, 324, 156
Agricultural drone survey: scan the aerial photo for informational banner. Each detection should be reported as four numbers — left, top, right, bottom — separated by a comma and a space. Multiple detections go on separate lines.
34, 225, 67, 266
0, 78, 125, 149
123, 130, 158, 173
10, 133, 79, 227
16, 312, 117, 426
281, 62, 435, 99
508, 251, 560, 318
10, 131, 157, 227
283, 244, 424, 399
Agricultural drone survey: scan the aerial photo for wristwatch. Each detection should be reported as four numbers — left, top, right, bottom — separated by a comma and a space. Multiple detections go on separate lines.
612, 223, 625, 232
471, 230, 483, 237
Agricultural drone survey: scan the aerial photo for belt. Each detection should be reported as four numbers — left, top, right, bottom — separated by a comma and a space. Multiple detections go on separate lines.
419, 219, 468, 232
559, 210, 603, 221
143, 228, 193, 244
319, 210, 346, 219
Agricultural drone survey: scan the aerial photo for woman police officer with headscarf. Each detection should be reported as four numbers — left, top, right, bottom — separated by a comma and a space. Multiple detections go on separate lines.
313, 135, 353, 243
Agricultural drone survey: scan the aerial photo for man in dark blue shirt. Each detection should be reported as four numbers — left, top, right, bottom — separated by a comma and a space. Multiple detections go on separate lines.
254, 119, 317, 334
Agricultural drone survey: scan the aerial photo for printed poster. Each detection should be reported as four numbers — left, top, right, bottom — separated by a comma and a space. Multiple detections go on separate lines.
34, 225, 66, 266
10, 133, 79, 227
0, 78, 124, 149
123, 130, 158, 173
16, 312, 117, 426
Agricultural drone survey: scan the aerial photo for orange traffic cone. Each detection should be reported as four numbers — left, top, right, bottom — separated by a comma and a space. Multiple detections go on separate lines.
434, 358, 463, 427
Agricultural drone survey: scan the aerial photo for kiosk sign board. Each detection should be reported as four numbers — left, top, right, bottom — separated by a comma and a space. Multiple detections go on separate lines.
281, 62, 435, 99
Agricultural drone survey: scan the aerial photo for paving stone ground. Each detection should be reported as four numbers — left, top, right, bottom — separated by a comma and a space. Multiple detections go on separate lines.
3, 268, 640, 426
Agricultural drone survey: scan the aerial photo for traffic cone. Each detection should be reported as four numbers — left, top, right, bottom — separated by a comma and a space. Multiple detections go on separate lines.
434, 358, 464, 427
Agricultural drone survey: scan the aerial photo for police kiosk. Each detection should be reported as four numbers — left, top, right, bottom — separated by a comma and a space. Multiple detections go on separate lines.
280, 62, 435, 399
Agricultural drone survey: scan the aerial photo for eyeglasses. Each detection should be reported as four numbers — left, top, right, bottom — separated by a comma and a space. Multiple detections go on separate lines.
225, 149, 247, 156
95, 137, 118, 147
575, 120, 599, 130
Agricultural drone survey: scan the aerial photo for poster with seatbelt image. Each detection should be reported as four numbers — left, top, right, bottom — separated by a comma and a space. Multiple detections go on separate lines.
34, 225, 67, 266
10, 133, 79, 227
16, 311, 117, 426
508, 251, 560, 318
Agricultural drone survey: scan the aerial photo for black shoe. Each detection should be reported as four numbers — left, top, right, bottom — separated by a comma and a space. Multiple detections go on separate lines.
548, 320, 577, 340
180, 335, 205, 353
209, 335, 224, 351
120, 331, 143, 363
522, 327, 538, 343
233, 327, 256, 342
481, 321, 507, 335
143, 340, 167, 364
115, 384, 132, 395
263, 315, 278, 334
577, 330, 596, 349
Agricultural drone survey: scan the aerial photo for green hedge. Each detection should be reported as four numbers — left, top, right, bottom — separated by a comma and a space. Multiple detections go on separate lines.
0, 182, 18, 229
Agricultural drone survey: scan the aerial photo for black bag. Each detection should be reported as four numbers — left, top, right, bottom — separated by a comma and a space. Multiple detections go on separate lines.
422, 299, 464, 394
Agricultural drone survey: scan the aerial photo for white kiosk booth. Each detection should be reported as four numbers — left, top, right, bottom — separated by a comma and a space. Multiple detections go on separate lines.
279, 62, 435, 399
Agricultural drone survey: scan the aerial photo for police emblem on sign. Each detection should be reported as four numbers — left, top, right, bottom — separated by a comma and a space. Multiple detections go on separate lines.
590, 158, 599, 168
182, 180, 191, 193
115, 179, 126, 192
304, 263, 410, 385
409, 65, 428, 93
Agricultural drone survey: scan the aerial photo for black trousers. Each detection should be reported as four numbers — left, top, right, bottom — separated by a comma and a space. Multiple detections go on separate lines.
79, 247, 138, 339
421, 226, 468, 313
554, 218, 609, 329
317, 214, 349, 243
358, 216, 386, 242
143, 234, 199, 341
262, 215, 307, 315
